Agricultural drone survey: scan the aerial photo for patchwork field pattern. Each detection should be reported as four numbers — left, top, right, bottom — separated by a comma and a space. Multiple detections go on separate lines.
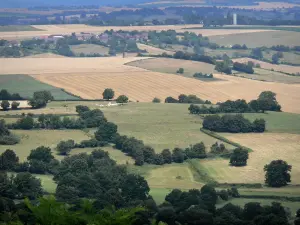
199, 133, 300, 184
1, 57, 300, 113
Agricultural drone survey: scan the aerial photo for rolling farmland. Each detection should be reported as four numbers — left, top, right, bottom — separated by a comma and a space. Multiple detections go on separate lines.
1, 57, 300, 113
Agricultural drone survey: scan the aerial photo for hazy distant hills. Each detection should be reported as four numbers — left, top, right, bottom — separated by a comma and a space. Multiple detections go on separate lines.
0, 0, 299, 8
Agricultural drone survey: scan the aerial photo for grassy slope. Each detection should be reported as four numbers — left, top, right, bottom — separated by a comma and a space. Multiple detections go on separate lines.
0, 25, 42, 32
243, 112, 300, 134
0, 130, 89, 161
232, 68, 300, 84
209, 31, 300, 47
101, 103, 234, 152
0, 74, 79, 100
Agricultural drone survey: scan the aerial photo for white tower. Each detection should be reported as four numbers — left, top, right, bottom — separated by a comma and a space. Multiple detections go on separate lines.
233, 13, 237, 25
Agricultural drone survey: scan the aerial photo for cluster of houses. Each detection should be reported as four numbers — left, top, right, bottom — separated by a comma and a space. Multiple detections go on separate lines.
36, 31, 149, 44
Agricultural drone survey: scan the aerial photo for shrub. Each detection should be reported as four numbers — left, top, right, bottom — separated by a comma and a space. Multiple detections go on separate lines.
11, 101, 20, 110
165, 96, 178, 103
57, 140, 75, 155
152, 97, 161, 103
177, 68, 184, 74
230, 148, 249, 167
116, 95, 129, 104
1, 100, 10, 111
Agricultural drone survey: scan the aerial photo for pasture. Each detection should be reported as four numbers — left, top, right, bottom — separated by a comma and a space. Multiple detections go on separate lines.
209, 31, 300, 47
2, 57, 300, 113
0, 25, 41, 32
233, 68, 300, 84
0, 74, 79, 100
70, 44, 110, 56
101, 103, 234, 151
0, 130, 89, 161
198, 132, 300, 184
263, 51, 300, 66
232, 58, 300, 74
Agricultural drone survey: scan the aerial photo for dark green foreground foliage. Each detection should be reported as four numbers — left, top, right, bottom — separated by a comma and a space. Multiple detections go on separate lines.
0, 148, 296, 225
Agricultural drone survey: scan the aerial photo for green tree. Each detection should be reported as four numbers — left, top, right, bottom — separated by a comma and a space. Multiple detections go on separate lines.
13, 172, 43, 200
264, 160, 292, 187
1, 100, 10, 111
95, 122, 118, 142
11, 101, 20, 110
272, 53, 280, 64
103, 88, 115, 100
249, 100, 260, 112
201, 184, 218, 205
258, 91, 281, 112
56, 140, 75, 156
243, 202, 263, 220
152, 97, 161, 103
28, 146, 54, 163
186, 142, 207, 159
75, 105, 90, 115
0, 149, 19, 170
172, 148, 185, 163
177, 68, 184, 74
230, 148, 249, 167
116, 95, 129, 104
120, 174, 150, 201
161, 149, 172, 164
16, 115, 34, 130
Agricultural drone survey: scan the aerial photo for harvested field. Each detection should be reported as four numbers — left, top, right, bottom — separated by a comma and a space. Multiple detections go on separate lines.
137, 43, 174, 55
70, 44, 109, 56
2, 57, 300, 113
232, 58, 300, 74
128, 57, 215, 79
25, 53, 67, 58
209, 31, 300, 47
199, 133, 300, 184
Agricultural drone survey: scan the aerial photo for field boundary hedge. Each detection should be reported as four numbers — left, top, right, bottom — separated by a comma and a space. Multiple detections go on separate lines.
239, 195, 300, 202
200, 128, 253, 152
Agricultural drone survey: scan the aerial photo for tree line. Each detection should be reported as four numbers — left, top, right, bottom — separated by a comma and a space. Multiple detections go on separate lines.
8, 106, 107, 130
189, 91, 282, 114
165, 94, 211, 104
203, 114, 266, 133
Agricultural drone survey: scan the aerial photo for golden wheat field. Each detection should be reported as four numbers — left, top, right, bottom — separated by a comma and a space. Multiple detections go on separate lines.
200, 133, 300, 184
1, 57, 300, 113
233, 58, 300, 74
